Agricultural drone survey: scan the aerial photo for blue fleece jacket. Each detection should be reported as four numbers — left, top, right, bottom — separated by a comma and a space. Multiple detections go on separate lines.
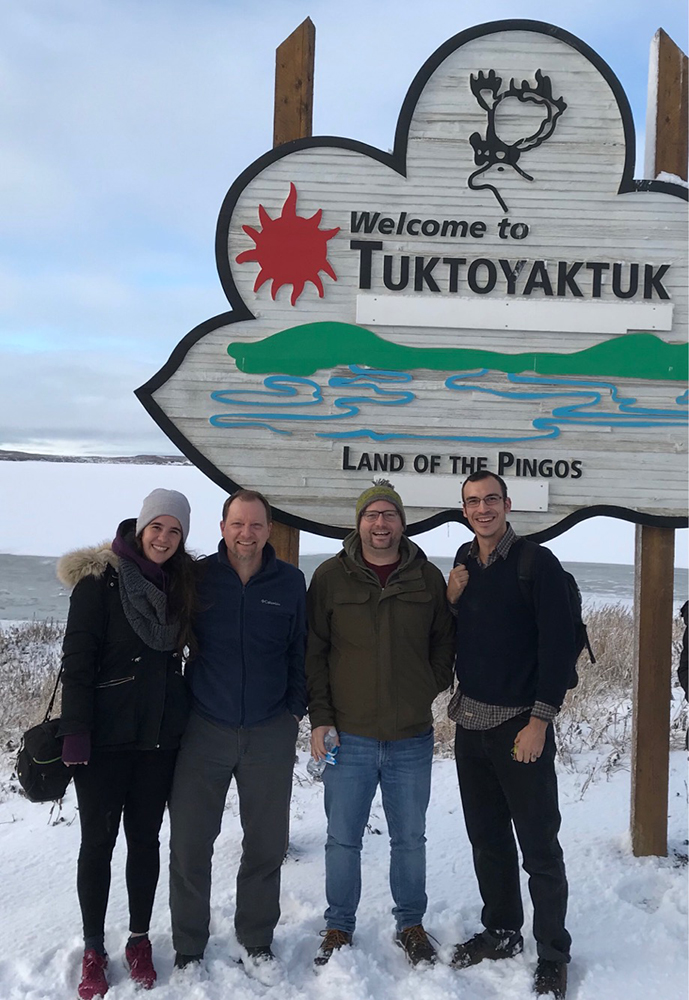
186, 541, 307, 728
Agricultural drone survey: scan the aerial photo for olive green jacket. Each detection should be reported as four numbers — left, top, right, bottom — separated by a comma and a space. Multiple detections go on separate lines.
306, 532, 455, 741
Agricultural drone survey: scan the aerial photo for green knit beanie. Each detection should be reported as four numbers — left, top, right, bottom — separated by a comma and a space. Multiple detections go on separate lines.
355, 479, 406, 527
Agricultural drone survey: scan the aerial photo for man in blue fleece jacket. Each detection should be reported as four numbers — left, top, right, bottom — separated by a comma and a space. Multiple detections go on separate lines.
169, 490, 307, 983
446, 471, 575, 1000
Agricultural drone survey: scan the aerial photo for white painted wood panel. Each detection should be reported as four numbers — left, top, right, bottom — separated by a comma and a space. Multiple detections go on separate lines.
356, 295, 674, 334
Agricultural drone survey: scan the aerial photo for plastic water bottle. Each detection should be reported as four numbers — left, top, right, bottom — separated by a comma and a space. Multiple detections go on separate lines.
306, 728, 339, 779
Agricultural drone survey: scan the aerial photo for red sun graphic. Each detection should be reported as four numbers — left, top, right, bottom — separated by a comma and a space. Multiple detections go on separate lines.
235, 183, 340, 306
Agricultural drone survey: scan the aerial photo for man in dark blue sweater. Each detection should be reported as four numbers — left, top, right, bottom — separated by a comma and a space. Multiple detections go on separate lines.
447, 471, 575, 1000
169, 490, 307, 985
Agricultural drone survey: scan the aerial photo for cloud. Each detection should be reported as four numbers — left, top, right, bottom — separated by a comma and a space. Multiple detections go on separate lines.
0, 348, 177, 454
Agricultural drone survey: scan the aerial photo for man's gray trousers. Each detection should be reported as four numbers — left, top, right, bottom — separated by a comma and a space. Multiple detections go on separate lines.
169, 709, 298, 955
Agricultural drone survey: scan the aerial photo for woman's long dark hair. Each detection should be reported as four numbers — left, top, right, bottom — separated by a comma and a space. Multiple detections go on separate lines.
164, 542, 198, 657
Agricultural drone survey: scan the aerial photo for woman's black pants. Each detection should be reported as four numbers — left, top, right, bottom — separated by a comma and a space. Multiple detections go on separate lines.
73, 747, 177, 941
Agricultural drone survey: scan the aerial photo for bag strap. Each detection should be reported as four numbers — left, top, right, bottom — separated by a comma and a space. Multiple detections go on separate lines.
517, 538, 539, 613
44, 663, 64, 722
454, 541, 473, 567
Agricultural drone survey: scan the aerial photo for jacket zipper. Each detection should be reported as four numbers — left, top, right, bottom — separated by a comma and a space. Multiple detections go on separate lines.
239, 586, 246, 727
95, 675, 135, 689
154, 652, 180, 748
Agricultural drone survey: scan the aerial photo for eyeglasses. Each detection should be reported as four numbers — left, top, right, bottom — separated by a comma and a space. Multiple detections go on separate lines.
463, 494, 504, 508
361, 509, 400, 522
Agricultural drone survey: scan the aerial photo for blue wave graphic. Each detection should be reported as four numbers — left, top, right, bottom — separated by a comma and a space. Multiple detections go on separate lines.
209, 371, 413, 434
208, 368, 687, 442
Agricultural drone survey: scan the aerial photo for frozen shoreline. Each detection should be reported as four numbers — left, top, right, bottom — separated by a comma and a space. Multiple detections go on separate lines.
1, 552, 687, 624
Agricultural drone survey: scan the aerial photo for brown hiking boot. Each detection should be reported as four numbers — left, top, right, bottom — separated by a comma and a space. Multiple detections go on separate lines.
534, 959, 567, 998
314, 928, 352, 966
395, 924, 437, 966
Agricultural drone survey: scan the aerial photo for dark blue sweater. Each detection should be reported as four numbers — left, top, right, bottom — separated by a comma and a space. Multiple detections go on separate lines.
186, 541, 307, 728
455, 541, 576, 710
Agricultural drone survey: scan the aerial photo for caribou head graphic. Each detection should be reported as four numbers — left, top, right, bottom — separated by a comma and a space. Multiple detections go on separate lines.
468, 68, 567, 212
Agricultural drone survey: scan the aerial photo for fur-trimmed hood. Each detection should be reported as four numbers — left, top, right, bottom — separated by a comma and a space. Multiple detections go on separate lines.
57, 543, 119, 589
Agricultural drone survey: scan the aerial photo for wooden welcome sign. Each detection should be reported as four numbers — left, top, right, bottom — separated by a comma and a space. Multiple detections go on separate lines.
137, 19, 688, 538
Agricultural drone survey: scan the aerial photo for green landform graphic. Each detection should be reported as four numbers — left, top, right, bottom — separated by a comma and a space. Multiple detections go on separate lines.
227, 322, 688, 382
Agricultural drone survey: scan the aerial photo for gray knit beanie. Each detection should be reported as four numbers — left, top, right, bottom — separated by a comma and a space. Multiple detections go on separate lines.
355, 479, 406, 527
136, 489, 191, 542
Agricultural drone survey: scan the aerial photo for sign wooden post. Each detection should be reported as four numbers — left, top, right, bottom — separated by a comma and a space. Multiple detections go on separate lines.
631, 28, 688, 858
273, 18, 315, 149
644, 28, 688, 182
631, 525, 674, 856
270, 17, 315, 566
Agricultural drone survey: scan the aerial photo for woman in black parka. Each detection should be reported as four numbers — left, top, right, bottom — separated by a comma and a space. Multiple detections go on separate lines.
57, 489, 195, 999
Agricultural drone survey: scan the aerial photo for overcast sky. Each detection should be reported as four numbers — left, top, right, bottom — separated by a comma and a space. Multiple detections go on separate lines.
0, 1, 686, 562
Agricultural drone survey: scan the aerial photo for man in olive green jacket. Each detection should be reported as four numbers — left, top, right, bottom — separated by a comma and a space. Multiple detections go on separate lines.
307, 480, 455, 968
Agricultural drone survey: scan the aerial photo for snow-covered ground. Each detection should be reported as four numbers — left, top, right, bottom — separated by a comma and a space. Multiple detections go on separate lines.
1, 748, 686, 1000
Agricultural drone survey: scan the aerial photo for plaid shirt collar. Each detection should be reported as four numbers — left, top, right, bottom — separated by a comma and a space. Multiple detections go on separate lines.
468, 522, 518, 567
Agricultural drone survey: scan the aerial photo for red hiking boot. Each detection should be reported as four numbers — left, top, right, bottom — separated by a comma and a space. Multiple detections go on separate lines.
77, 949, 108, 999
125, 935, 157, 990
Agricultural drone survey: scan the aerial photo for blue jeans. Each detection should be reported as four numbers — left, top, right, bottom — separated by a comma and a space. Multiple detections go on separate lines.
322, 729, 433, 934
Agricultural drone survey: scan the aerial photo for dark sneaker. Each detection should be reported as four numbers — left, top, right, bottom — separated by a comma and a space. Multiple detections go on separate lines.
314, 928, 352, 966
534, 959, 567, 998
78, 949, 108, 1000
450, 928, 523, 969
241, 945, 281, 986
173, 952, 203, 970
125, 936, 156, 990
395, 924, 437, 966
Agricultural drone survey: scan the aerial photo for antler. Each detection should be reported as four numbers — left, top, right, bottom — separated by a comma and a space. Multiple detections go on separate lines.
469, 70, 503, 112
505, 69, 567, 151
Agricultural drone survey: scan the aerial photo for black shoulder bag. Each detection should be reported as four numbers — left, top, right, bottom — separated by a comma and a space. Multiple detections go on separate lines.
16, 666, 72, 803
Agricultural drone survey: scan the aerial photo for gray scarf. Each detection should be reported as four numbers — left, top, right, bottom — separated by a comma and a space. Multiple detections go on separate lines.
117, 557, 179, 652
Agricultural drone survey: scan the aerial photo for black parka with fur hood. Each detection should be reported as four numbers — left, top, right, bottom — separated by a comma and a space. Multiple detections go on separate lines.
56, 543, 189, 750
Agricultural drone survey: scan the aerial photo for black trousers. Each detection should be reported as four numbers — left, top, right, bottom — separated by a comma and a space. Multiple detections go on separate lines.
73, 747, 177, 941
454, 712, 571, 963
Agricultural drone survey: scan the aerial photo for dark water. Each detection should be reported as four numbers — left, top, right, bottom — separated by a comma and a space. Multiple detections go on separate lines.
0, 552, 686, 623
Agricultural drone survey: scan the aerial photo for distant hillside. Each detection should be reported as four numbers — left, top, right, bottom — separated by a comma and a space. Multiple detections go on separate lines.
228, 323, 688, 382
0, 451, 190, 465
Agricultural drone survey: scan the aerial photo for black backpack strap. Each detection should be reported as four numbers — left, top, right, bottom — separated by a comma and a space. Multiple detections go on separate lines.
454, 541, 473, 568
516, 537, 540, 614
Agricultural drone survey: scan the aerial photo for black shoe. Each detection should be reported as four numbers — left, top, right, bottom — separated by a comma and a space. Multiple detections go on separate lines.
534, 959, 567, 998
395, 924, 437, 966
241, 945, 281, 986
173, 952, 203, 970
314, 928, 352, 966
450, 929, 523, 969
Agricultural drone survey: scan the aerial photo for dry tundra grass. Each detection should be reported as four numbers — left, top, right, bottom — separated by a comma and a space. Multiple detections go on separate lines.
0, 620, 63, 747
